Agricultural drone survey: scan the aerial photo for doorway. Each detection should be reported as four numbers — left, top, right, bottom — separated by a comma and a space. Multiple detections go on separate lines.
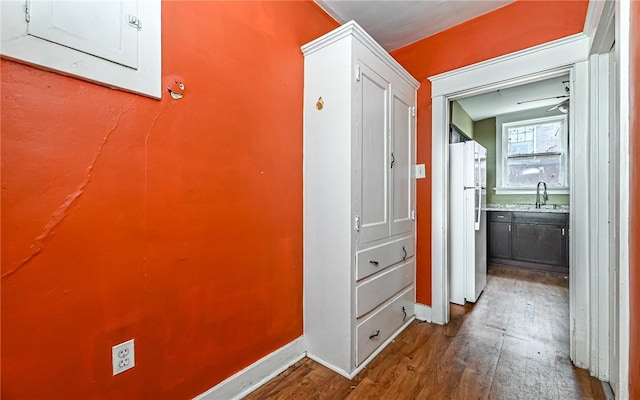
428, 34, 592, 370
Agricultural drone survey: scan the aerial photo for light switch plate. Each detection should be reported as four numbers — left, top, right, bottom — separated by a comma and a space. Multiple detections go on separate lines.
415, 164, 426, 179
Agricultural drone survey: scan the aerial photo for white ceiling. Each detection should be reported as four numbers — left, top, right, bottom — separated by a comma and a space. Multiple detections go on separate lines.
456, 75, 570, 121
314, 0, 515, 51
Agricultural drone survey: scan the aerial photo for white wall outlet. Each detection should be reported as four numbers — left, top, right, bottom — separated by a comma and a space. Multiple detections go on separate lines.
112, 339, 135, 375
415, 164, 426, 179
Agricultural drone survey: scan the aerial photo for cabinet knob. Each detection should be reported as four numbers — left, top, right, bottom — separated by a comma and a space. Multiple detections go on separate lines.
369, 330, 380, 340
369, 260, 379, 266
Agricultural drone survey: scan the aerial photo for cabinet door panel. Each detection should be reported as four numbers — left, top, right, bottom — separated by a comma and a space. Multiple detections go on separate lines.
358, 64, 390, 244
488, 221, 511, 259
390, 88, 414, 236
512, 223, 565, 265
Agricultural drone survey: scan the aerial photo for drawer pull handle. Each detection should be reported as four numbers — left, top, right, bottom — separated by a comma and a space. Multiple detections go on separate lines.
402, 246, 407, 261
497, 215, 505, 218
369, 330, 380, 340
402, 306, 407, 322
369, 260, 379, 266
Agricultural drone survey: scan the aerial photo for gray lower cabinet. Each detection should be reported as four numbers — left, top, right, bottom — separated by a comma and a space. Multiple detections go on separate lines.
488, 211, 512, 259
487, 211, 569, 273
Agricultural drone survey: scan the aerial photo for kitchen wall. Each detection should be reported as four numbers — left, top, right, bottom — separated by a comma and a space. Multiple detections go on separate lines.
629, 0, 640, 397
391, 0, 588, 305
451, 101, 474, 139
0, 1, 337, 398
473, 107, 570, 206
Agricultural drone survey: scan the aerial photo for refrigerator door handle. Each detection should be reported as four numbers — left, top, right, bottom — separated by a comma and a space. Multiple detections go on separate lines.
475, 151, 480, 186
474, 188, 481, 231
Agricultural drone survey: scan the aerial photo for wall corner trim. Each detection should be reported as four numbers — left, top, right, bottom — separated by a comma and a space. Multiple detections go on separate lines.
414, 303, 432, 323
193, 336, 307, 400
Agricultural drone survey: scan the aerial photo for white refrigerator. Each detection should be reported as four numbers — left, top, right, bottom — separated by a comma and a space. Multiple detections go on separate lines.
449, 140, 487, 305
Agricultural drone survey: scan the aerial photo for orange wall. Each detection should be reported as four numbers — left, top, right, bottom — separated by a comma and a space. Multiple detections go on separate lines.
629, 0, 640, 397
0, 1, 337, 398
391, 0, 588, 305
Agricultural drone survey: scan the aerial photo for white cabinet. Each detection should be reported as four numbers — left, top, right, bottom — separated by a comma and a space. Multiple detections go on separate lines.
302, 21, 419, 378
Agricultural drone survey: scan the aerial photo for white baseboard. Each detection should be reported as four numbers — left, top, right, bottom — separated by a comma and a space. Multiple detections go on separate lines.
194, 336, 307, 400
305, 352, 351, 379
414, 303, 432, 322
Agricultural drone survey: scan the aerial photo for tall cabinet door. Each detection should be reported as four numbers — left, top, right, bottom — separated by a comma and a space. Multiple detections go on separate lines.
357, 63, 390, 244
390, 85, 415, 236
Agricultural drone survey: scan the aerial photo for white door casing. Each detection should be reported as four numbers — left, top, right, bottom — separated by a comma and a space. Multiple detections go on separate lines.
612, 0, 631, 397
428, 34, 592, 369
607, 44, 621, 396
584, 0, 629, 394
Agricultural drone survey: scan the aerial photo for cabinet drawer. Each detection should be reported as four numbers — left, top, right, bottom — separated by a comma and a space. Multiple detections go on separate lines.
488, 211, 512, 222
356, 236, 414, 281
355, 286, 414, 366
512, 211, 568, 225
356, 260, 414, 318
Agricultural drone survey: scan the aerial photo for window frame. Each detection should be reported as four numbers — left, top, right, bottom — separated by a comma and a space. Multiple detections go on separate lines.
495, 114, 569, 194
0, 0, 161, 99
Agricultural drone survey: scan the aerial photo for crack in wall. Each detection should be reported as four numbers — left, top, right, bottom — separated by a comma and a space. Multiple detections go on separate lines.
144, 101, 168, 226
142, 100, 169, 284
2, 102, 135, 280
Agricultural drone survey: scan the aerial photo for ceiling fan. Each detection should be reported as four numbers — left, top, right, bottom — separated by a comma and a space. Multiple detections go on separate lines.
546, 98, 569, 113
516, 80, 570, 113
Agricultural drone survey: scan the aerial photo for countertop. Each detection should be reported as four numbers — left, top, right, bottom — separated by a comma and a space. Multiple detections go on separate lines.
484, 204, 570, 214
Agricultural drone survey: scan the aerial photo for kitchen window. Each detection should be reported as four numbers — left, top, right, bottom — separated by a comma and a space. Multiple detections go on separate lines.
496, 115, 568, 194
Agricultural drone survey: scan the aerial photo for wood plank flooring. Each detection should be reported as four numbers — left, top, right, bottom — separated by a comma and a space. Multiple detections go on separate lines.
245, 265, 605, 400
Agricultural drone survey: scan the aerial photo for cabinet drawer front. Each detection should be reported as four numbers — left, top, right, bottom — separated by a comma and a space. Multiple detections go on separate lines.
355, 286, 414, 366
356, 260, 414, 318
511, 211, 568, 224
488, 211, 512, 222
356, 236, 414, 281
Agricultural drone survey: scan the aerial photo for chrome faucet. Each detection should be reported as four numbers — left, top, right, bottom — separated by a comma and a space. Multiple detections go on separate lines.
536, 181, 548, 208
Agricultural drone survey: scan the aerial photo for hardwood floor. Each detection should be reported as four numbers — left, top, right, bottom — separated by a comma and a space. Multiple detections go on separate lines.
245, 265, 605, 400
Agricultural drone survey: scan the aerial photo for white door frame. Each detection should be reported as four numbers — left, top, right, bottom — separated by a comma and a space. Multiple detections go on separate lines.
611, 0, 631, 397
585, 0, 629, 395
428, 33, 592, 368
